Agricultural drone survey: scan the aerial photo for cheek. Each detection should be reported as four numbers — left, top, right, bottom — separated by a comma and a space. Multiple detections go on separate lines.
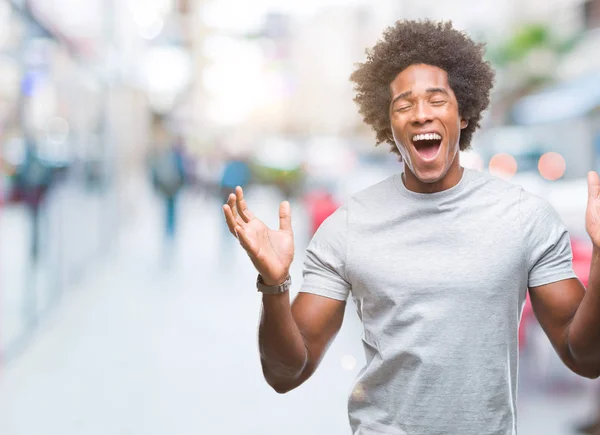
445, 117, 462, 142
391, 125, 410, 144
390, 132, 411, 159
392, 136, 410, 156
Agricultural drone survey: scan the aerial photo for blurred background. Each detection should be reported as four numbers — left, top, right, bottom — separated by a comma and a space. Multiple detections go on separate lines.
0, 0, 599, 434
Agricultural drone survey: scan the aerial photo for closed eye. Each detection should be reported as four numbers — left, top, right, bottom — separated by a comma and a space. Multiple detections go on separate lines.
395, 105, 412, 112
431, 100, 446, 105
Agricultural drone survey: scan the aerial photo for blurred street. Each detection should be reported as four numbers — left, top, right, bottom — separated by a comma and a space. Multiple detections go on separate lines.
0, 184, 368, 435
0, 182, 597, 435
1, 0, 600, 433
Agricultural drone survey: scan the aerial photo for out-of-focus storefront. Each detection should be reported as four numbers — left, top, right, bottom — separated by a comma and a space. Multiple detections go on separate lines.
0, 0, 200, 365
504, 72, 600, 235
0, 0, 117, 363
510, 73, 600, 175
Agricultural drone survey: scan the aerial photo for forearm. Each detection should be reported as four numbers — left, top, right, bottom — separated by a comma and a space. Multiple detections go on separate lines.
258, 290, 308, 389
568, 246, 600, 368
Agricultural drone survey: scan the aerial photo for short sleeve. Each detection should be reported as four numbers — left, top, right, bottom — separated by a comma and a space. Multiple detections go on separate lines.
519, 189, 577, 288
299, 204, 351, 301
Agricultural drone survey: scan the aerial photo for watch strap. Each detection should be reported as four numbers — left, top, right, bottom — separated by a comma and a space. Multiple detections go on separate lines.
256, 274, 291, 294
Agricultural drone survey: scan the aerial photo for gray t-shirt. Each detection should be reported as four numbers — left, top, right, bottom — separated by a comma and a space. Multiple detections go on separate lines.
299, 167, 576, 435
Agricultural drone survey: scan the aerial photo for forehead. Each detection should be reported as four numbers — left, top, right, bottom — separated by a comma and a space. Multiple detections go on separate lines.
390, 64, 451, 95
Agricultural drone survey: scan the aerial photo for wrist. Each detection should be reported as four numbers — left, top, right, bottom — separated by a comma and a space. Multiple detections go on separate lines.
261, 275, 289, 286
257, 274, 291, 294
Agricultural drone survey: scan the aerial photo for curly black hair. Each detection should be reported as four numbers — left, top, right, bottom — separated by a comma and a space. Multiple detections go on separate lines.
350, 20, 495, 155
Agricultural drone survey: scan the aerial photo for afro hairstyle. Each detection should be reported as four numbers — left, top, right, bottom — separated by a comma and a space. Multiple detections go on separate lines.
350, 20, 495, 155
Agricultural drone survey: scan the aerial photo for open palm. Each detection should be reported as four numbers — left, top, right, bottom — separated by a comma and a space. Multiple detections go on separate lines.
223, 187, 295, 285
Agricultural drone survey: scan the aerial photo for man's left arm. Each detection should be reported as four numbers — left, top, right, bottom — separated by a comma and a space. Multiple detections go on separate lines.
530, 273, 600, 379
530, 171, 600, 379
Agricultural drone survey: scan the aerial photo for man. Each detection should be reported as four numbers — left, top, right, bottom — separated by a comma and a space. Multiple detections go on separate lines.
222, 20, 600, 434
150, 130, 186, 247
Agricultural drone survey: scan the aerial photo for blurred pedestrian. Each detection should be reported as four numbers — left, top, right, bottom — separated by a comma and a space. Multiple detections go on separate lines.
219, 155, 251, 251
222, 20, 600, 435
219, 156, 251, 204
302, 187, 340, 236
13, 140, 53, 262
150, 131, 186, 254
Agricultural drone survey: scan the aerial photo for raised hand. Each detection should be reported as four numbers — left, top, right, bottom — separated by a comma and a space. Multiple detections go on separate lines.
586, 171, 600, 248
223, 186, 295, 285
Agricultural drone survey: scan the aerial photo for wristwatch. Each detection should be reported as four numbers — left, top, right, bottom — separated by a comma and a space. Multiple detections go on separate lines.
256, 274, 291, 294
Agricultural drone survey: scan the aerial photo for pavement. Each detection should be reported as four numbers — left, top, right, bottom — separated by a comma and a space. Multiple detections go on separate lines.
0, 181, 598, 435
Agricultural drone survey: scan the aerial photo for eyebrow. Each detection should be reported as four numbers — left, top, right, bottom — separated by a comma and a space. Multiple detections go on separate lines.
390, 87, 449, 106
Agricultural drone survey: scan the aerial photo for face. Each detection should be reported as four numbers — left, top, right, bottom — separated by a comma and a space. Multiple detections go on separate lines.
389, 64, 468, 193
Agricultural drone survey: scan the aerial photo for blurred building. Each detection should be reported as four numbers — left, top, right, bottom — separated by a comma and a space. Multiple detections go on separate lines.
500, 0, 600, 179
3, 0, 600, 363
0, 0, 195, 362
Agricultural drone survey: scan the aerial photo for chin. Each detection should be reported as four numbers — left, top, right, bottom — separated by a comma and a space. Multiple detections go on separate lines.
412, 164, 448, 183
416, 173, 445, 184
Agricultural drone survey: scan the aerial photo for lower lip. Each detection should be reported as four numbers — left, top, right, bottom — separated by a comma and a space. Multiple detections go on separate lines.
414, 143, 442, 162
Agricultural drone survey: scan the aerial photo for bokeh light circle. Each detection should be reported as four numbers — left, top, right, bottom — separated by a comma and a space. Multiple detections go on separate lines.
488, 153, 518, 179
538, 152, 566, 181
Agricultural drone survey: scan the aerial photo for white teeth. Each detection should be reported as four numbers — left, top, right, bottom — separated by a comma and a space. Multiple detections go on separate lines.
412, 133, 442, 142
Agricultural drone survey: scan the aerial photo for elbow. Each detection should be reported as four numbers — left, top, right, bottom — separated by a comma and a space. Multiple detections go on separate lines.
568, 343, 600, 379
575, 365, 600, 380
265, 374, 303, 394
575, 368, 600, 380
270, 382, 297, 394
567, 360, 600, 379
261, 361, 306, 394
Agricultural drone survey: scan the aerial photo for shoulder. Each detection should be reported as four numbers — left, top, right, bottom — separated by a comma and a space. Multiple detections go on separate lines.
517, 186, 567, 242
315, 203, 348, 236
518, 186, 556, 218
350, 173, 398, 201
309, 174, 397, 243
467, 169, 523, 198
467, 170, 559, 221
345, 173, 400, 217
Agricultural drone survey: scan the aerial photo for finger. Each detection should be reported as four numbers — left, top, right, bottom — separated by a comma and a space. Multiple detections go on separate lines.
588, 171, 600, 200
235, 186, 254, 222
227, 193, 238, 219
235, 214, 247, 229
235, 225, 256, 255
279, 201, 292, 233
222, 204, 238, 238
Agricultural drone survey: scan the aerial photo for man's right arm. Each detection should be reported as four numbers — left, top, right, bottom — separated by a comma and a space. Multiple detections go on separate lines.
221, 186, 347, 392
259, 290, 346, 393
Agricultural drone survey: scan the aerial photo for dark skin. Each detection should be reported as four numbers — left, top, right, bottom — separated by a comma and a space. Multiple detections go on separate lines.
222, 187, 344, 393
388, 64, 467, 193
530, 275, 600, 379
530, 173, 600, 379
222, 63, 600, 395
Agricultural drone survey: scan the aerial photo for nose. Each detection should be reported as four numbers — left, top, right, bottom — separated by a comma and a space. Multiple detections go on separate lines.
411, 101, 434, 126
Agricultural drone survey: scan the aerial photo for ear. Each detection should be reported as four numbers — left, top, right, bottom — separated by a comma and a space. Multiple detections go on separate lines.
460, 118, 468, 129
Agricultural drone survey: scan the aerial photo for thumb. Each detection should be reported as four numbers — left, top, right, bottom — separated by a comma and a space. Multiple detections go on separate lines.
588, 171, 600, 201
279, 201, 293, 233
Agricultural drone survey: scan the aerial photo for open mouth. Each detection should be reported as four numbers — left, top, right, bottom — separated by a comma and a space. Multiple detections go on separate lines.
412, 133, 442, 160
